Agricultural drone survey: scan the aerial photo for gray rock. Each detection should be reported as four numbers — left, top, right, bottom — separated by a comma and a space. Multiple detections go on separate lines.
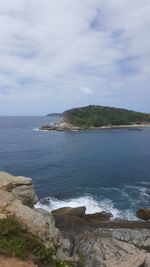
145, 253, 150, 267
0, 172, 72, 259
136, 208, 150, 221
52, 206, 86, 217
0, 171, 38, 207
12, 185, 38, 206
84, 211, 112, 222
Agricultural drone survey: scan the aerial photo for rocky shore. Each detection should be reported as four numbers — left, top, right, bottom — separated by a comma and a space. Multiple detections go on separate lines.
0, 171, 150, 267
40, 121, 150, 132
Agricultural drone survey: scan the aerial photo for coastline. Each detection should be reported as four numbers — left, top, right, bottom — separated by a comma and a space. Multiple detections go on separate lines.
1, 171, 150, 267
40, 121, 150, 132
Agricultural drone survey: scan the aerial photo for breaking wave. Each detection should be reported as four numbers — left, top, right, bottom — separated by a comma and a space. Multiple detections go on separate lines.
35, 195, 137, 220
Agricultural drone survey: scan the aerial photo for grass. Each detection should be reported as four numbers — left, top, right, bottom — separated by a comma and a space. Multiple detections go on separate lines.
0, 217, 77, 267
56, 260, 76, 267
0, 217, 54, 266
77, 250, 85, 267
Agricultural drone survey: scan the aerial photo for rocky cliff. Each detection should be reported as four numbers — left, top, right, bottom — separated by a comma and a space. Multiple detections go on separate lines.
0, 171, 150, 267
0, 172, 76, 267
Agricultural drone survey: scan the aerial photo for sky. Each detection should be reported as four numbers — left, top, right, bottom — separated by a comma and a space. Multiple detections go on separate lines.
0, 0, 150, 115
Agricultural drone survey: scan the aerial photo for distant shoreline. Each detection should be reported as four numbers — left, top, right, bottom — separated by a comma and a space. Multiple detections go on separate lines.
40, 121, 150, 132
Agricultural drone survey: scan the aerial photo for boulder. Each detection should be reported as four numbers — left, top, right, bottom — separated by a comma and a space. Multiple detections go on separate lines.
0, 171, 38, 207
136, 208, 150, 221
0, 171, 32, 188
52, 206, 86, 217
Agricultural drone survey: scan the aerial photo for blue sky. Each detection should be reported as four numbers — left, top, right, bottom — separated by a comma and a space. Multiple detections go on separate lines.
0, 0, 150, 115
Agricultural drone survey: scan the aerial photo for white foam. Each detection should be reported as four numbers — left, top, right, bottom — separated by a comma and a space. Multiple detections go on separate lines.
136, 181, 150, 185
122, 210, 137, 221
35, 195, 122, 218
33, 128, 49, 132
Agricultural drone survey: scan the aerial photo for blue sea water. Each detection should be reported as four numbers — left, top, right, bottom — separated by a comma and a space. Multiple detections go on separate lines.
0, 116, 150, 219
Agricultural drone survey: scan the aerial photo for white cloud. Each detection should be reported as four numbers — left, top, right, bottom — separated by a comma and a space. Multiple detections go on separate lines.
0, 0, 150, 114
80, 86, 93, 95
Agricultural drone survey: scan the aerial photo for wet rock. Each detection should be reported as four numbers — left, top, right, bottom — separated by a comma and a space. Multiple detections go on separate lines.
52, 206, 86, 217
136, 208, 150, 221
52, 207, 112, 222
84, 211, 112, 222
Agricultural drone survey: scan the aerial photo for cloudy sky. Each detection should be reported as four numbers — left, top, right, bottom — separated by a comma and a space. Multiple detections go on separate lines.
0, 0, 150, 115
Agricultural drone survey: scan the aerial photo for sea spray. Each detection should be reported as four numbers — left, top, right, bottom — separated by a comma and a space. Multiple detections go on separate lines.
35, 195, 137, 220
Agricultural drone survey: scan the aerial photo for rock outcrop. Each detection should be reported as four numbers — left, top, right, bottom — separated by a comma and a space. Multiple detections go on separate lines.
52, 206, 86, 217
0, 171, 38, 206
1, 171, 150, 267
0, 172, 71, 260
40, 121, 150, 132
52, 206, 113, 223
136, 208, 150, 221
53, 206, 150, 267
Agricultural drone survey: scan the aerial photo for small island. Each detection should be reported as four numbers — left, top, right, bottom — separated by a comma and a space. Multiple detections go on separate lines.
46, 112, 64, 117
41, 105, 150, 131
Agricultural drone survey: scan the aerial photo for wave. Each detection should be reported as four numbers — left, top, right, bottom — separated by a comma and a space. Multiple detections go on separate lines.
34, 183, 150, 221
34, 195, 137, 220
136, 181, 150, 185
124, 185, 150, 202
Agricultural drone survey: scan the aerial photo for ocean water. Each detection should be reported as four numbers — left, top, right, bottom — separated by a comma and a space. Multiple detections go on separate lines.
0, 116, 150, 220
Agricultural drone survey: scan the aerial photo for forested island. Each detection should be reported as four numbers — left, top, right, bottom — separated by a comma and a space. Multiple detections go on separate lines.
41, 105, 150, 131
64, 105, 150, 126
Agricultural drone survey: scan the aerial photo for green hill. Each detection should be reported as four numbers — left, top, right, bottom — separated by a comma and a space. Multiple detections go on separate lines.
63, 105, 150, 127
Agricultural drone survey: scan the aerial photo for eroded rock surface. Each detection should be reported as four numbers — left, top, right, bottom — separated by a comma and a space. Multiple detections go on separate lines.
53, 206, 150, 267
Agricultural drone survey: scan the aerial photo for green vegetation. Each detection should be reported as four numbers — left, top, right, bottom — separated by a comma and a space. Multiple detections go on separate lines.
77, 250, 85, 267
22, 197, 34, 207
0, 217, 75, 267
64, 105, 150, 127
0, 217, 53, 265
56, 259, 75, 267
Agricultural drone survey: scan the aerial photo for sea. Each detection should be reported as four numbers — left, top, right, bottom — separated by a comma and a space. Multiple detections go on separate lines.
0, 116, 150, 220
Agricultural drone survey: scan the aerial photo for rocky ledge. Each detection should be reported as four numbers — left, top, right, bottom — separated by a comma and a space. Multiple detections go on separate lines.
40, 121, 150, 132
52, 206, 150, 267
0, 171, 150, 267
